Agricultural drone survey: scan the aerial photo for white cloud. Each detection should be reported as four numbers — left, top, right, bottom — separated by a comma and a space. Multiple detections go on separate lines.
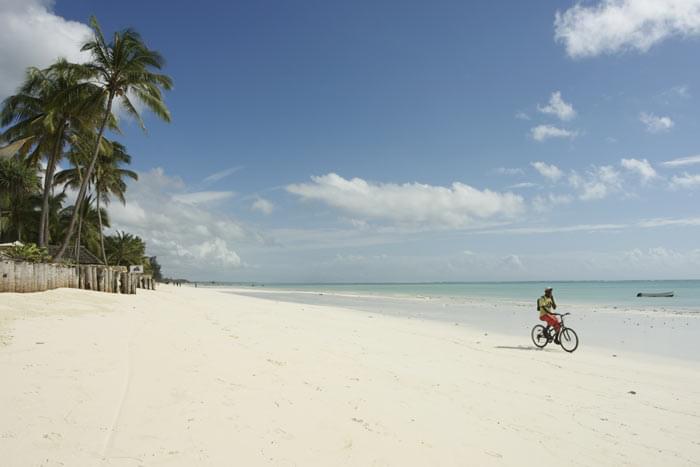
494, 167, 525, 176
670, 172, 700, 189
620, 158, 657, 183
286, 173, 524, 229
476, 223, 626, 235
531, 161, 563, 181
0, 0, 91, 99
499, 254, 525, 271
554, 0, 700, 58
661, 84, 691, 100
637, 217, 700, 227
623, 246, 700, 266
190, 238, 241, 267
172, 191, 235, 204
532, 193, 574, 212
531, 125, 577, 142
515, 111, 531, 121
537, 91, 576, 120
203, 166, 243, 184
662, 154, 700, 167
108, 168, 255, 276
569, 165, 622, 200
508, 182, 538, 189
640, 112, 674, 133
251, 197, 274, 215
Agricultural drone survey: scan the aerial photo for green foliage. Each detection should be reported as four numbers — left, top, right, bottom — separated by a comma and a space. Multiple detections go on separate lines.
0, 157, 40, 242
5, 243, 51, 263
57, 195, 110, 259
53, 16, 173, 260
104, 231, 146, 267
148, 256, 163, 281
0, 17, 168, 276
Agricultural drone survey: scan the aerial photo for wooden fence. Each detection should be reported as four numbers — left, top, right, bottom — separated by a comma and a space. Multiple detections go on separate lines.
0, 260, 155, 294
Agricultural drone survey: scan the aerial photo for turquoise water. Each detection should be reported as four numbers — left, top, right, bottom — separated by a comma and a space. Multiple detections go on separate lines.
212, 280, 700, 311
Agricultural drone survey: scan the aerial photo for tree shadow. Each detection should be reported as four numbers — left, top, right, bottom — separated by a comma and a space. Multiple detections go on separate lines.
494, 345, 554, 352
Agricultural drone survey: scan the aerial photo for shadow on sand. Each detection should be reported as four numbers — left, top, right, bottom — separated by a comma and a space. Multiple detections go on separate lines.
494, 345, 554, 352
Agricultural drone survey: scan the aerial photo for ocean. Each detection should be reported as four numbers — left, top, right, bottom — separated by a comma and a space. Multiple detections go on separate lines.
211, 280, 700, 311
212, 280, 700, 359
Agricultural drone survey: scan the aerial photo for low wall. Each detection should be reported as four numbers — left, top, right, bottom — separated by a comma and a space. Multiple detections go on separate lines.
0, 260, 156, 294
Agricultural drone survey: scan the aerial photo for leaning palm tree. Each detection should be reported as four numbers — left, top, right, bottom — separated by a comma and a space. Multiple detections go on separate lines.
57, 194, 110, 260
56, 139, 136, 264
0, 62, 104, 247
53, 17, 172, 261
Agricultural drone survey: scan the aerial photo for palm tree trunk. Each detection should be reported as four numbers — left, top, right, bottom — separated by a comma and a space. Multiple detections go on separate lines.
54, 94, 114, 261
39, 124, 65, 247
96, 194, 108, 265
75, 211, 82, 264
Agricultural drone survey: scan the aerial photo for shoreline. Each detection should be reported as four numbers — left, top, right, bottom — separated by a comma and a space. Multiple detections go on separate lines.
220, 286, 700, 363
1, 286, 699, 466
202, 281, 700, 314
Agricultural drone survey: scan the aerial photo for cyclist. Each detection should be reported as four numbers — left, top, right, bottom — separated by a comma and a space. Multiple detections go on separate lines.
538, 287, 560, 341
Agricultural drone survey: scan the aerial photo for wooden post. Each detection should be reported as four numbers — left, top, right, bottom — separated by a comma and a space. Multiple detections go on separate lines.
29, 263, 37, 292
39, 263, 47, 292
14, 262, 24, 293
0, 261, 14, 293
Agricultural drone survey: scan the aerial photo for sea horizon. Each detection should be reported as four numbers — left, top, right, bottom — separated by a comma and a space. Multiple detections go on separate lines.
207, 279, 700, 311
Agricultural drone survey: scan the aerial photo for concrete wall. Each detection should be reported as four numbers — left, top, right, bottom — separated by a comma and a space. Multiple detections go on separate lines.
0, 260, 156, 294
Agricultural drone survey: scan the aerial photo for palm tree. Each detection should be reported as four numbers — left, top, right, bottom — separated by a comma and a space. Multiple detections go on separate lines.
54, 17, 172, 261
57, 195, 110, 261
104, 231, 145, 266
0, 157, 40, 242
94, 142, 137, 264
55, 139, 136, 264
0, 62, 103, 247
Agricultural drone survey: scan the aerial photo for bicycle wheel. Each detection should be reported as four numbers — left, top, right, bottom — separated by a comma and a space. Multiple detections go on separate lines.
559, 327, 579, 353
531, 325, 548, 348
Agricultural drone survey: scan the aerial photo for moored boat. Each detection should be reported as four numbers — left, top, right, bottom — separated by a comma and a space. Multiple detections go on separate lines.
636, 291, 674, 298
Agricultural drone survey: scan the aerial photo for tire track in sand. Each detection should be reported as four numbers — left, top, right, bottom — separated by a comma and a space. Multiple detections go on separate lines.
99, 320, 143, 465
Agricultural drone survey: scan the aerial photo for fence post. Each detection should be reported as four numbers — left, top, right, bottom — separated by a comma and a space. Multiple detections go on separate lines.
0, 261, 14, 293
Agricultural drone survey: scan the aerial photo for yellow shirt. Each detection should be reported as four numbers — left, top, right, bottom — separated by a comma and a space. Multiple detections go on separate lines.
538, 295, 555, 317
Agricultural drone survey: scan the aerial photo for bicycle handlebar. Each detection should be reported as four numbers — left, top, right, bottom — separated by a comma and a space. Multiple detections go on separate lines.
551, 312, 570, 317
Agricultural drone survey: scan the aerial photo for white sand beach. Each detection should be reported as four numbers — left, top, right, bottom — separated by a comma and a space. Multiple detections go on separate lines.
1, 286, 699, 466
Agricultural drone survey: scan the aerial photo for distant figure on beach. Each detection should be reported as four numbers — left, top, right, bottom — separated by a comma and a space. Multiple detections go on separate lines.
538, 287, 560, 333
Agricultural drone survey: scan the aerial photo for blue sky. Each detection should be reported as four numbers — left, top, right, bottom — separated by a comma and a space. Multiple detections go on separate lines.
2, 0, 700, 281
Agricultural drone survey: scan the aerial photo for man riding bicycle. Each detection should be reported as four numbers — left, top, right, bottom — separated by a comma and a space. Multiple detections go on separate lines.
538, 287, 560, 339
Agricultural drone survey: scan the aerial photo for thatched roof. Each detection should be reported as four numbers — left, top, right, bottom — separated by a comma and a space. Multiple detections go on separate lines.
47, 245, 103, 265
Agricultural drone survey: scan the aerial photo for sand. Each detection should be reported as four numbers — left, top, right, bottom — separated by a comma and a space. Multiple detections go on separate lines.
1, 285, 699, 466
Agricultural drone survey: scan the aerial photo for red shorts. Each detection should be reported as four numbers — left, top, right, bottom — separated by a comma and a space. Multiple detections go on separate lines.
540, 313, 560, 331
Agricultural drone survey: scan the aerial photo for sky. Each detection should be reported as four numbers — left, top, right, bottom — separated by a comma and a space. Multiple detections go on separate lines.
1, 0, 700, 281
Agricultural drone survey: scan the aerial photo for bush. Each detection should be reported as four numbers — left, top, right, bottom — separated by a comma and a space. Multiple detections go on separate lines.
5, 243, 51, 263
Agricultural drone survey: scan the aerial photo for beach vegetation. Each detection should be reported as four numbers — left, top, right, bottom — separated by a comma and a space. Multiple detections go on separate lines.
3, 243, 51, 263
104, 231, 147, 267
0, 16, 171, 278
53, 17, 172, 261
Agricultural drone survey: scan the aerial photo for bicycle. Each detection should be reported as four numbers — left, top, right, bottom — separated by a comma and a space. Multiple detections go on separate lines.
531, 312, 579, 353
